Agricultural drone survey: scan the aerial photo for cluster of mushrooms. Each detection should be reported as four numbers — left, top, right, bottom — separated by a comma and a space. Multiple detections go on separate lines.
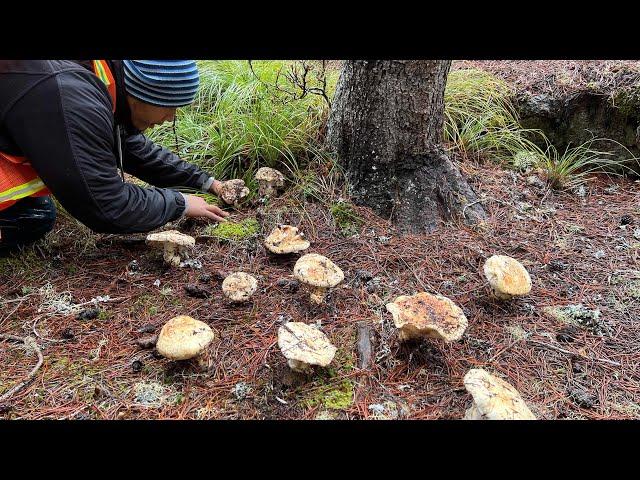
143, 166, 537, 420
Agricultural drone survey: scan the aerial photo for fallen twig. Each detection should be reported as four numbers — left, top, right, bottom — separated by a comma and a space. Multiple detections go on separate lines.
0, 334, 44, 402
528, 338, 622, 367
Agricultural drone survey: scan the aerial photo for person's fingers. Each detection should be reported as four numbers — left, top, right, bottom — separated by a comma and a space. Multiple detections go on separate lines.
204, 210, 228, 223
207, 205, 230, 217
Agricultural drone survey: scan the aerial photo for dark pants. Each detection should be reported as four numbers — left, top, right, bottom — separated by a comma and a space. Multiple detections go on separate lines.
0, 196, 57, 256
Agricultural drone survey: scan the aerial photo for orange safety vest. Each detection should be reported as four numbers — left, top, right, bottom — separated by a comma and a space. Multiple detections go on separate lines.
0, 60, 117, 211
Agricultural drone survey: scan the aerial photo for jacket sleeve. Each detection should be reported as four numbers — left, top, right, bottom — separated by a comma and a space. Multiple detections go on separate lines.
122, 133, 214, 192
3, 68, 187, 234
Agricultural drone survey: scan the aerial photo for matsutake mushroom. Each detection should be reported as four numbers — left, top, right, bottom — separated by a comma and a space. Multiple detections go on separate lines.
156, 315, 215, 369
277, 322, 336, 372
463, 368, 536, 420
293, 253, 344, 304
222, 272, 258, 303
255, 167, 285, 198
385, 292, 468, 342
219, 179, 250, 207
483, 255, 532, 300
264, 225, 310, 254
145, 230, 195, 267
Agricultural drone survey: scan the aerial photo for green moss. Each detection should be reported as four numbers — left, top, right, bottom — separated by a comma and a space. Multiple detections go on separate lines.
305, 380, 354, 411
330, 201, 362, 237
203, 218, 259, 242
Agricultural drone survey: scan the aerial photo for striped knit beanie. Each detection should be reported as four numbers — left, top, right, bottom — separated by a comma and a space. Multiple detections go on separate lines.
122, 60, 200, 107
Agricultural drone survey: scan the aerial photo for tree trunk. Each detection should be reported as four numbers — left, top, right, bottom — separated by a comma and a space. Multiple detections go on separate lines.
326, 60, 486, 233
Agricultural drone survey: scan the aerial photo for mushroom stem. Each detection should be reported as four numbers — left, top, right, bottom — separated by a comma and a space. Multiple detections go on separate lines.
259, 183, 276, 198
163, 244, 180, 266
309, 286, 328, 304
195, 352, 210, 372
287, 359, 311, 373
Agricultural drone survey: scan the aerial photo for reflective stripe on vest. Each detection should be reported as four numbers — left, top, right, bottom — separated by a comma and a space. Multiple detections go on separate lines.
0, 60, 116, 211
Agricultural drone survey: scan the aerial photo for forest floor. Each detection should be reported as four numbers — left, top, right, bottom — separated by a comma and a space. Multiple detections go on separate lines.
1, 157, 639, 419
453, 60, 640, 95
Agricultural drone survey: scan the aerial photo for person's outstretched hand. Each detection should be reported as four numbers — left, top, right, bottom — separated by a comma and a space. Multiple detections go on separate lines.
184, 194, 230, 222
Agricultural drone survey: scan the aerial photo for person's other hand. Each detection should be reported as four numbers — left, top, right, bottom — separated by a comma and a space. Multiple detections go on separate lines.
184, 194, 230, 222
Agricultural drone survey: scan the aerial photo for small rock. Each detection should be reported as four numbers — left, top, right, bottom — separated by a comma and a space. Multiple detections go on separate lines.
568, 387, 597, 408
199, 273, 212, 283
184, 284, 210, 298
132, 360, 144, 373
621, 215, 633, 226
548, 259, 568, 272
137, 323, 157, 334
127, 260, 140, 272
76, 308, 100, 321
276, 278, 300, 292
556, 325, 579, 343
61, 328, 74, 340
355, 269, 374, 282
179, 258, 202, 269
232, 382, 252, 401
136, 335, 158, 349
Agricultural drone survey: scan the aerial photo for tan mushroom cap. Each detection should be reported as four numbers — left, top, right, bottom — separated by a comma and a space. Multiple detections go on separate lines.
483, 255, 532, 299
264, 225, 310, 254
156, 315, 214, 361
220, 179, 250, 206
222, 272, 258, 302
385, 292, 468, 342
463, 368, 536, 420
293, 254, 344, 288
145, 230, 195, 266
255, 167, 285, 184
277, 322, 337, 372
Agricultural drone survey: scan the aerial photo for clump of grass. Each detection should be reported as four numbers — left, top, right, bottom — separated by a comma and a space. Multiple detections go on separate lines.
444, 69, 541, 163
203, 218, 260, 242
330, 200, 362, 236
148, 61, 338, 187
528, 138, 638, 190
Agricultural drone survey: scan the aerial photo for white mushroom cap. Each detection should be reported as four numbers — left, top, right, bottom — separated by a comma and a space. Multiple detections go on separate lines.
146, 230, 195, 266
220, 179, 250, 206
293, 253, 344, 304
264, 225, 310, 254
463, 368, 536, 420
156, 315, 214, 361
483, 255, 532, 300
293, 254, 344, 288
386, 292, 468, 342
277, 322, 336, 372
222, 272, 258, 302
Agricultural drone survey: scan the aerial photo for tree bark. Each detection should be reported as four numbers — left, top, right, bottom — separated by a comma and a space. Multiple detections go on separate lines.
326, 60, 486, 233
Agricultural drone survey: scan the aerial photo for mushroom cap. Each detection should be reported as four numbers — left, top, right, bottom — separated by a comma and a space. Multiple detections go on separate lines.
293, 253, 344, 288
156, 315, 214, 361
264, 225, 310, 254
463, 368, 536, 420
255, 167, 285, 184
222, 272, 258, 302
483, 255, 532, 297
146, 230, 195, 248
385, 292, 468, 342
220, 179, 250, 205
277, 322, 336, 368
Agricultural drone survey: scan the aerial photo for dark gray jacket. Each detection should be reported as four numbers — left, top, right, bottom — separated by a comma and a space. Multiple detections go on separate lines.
0, 60, 213, 233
